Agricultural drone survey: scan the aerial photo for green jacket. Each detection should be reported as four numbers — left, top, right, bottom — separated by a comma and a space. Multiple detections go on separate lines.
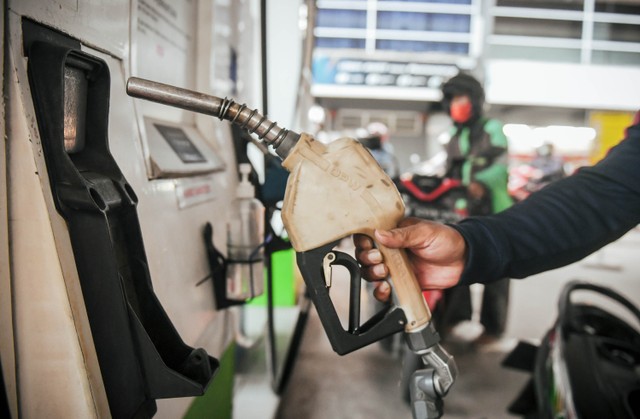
445, 117, 513, 213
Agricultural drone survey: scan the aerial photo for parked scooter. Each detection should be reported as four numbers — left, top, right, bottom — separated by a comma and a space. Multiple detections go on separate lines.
504, 280, 640, 419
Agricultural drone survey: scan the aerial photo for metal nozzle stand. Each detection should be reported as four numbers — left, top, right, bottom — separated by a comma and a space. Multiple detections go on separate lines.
126, 77, 300, 159
126, 77, 456, 419
406, 324, 457, 418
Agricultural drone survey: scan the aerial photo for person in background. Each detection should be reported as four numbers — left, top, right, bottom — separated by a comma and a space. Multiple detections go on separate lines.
530, 142, 565, 180
358, 122, 400, 180
436, 72, 513, 345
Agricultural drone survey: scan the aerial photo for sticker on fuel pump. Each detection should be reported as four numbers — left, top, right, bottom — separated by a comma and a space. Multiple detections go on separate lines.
175, 175, 218, 209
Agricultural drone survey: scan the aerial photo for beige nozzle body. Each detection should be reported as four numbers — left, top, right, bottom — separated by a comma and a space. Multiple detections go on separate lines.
280, 133, 431, 331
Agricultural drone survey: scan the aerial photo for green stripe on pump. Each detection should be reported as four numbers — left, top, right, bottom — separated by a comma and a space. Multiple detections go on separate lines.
183, 342, 235, 419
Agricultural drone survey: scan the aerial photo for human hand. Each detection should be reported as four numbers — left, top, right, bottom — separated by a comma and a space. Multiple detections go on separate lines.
467, 181, 486, 200
354, 218, 467, 302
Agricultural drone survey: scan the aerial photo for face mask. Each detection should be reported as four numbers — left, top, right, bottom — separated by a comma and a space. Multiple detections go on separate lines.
450, 101, 473, 123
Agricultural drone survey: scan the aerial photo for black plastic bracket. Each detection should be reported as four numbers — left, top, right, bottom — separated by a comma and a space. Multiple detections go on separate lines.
296, 241, 407, 355
24, 19, 218, 418
203, 222, 247, 309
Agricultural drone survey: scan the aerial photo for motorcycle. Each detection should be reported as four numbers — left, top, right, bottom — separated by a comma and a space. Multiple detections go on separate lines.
503, 280, 640, 419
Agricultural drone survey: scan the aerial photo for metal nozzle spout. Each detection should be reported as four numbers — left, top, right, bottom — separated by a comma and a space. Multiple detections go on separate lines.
125, 77, 299, 159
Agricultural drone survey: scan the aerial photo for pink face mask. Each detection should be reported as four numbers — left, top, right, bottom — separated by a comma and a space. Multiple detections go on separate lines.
450, 101, 473, 123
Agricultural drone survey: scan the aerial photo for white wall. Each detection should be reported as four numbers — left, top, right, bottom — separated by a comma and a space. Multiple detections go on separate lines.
486, 60, 640, 112
266, 0, 303, 130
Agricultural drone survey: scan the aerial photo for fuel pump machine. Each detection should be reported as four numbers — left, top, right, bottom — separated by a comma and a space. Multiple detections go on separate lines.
3, 1, 245, 417
127, 77, 458, 419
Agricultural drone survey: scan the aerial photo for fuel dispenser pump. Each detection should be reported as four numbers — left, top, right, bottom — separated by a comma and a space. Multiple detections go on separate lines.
127, 77, 458, 418
23, 26, 218, 418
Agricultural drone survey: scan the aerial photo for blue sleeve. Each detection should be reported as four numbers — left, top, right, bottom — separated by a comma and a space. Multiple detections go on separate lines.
451, 123, 640, 284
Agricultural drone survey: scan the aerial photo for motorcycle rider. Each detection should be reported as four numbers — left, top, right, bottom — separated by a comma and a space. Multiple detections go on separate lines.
530, 142, 566, 182
438, 72, 513, 345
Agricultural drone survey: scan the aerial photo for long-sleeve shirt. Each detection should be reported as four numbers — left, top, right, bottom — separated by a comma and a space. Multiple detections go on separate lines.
452, 122, 640, 285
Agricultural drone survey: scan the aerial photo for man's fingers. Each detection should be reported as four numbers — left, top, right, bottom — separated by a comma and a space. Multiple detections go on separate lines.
356, 248, 382, 265
361, 263, 388, 281
354, 234, 388, 282
373, 281, 391, 302
353, 233, 374, 250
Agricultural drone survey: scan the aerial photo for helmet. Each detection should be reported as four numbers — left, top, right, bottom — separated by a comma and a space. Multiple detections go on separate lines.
366, 122, 389, 143
441, 73, 485, 120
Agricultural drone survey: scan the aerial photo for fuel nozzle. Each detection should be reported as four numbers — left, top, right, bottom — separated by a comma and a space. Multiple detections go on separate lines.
125, 77, 300, 159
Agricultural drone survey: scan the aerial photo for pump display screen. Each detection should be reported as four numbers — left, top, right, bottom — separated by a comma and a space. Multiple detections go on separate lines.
154, 124, 207, 163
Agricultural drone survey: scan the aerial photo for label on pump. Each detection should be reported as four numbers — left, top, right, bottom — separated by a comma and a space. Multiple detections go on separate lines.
175, 175, 218, 209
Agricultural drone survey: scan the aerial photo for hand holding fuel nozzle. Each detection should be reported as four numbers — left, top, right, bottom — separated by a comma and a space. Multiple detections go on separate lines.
354, 218, 467, 301
125, 77, 457, 418
466, 181, 486, 200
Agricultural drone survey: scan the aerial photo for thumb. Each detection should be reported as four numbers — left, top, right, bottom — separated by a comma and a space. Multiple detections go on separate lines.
375, 219, 436, 249
374, 226, 414, 249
